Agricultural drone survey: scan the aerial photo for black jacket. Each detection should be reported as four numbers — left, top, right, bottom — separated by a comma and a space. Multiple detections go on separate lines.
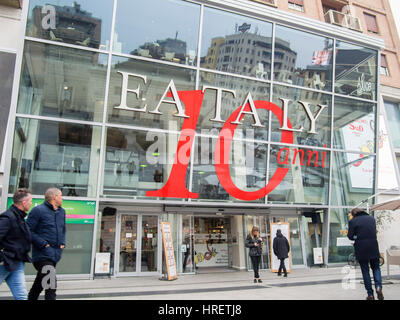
0, 205, 32, 271
273, 231, 290, 259
245, 234, 263, 256
27, 201, 66, 263
347, 211, 380, 262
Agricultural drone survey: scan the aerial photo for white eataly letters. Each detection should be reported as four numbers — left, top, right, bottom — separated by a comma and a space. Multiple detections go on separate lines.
115, 71, 326, 134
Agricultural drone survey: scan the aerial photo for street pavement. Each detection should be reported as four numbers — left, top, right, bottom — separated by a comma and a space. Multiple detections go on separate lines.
0, 265, 399, 300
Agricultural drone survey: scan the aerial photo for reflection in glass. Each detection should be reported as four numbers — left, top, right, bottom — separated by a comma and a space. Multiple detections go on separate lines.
106, 56, 196, 128
271, 85, 332, 147
119, 215, 137, 273
9, 118, 101, 197
17, 41, 108, 122
201, 7, 272, 79
274, 25, 333, 91
26, 0, 113, 50
199, 71, 270, 140
328, 208, 353, 263
102, 128, 188, 200
0, 51, 16, 160
333, 96, 376, 152
141, 215, 158, 272
335, 41, 377, 100
191, 136, 267, 203
384, 101, 400, 148
331, 151, 375, 206
114, 0, 200, 66
287, 217, 304, 265
268, 144, 330, 204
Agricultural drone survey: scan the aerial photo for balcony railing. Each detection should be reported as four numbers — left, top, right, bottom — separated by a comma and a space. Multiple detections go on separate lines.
250, 0, 277, 7
0, 0, 22, 8
324, 9, 362, 32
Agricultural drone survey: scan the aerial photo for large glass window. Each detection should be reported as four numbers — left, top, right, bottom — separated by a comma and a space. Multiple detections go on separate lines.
114, 0, 200, 66
102, 127, 188, 200
0, 51, 16, 165
333, 96, 376, 152
106, 56, 196, 128
328, 208, 353, 264
26, 0, 113, 50
268, 144, 330, 204
274, 25, 333, 91
201, 7, 273, 79
191, 135, 268, 203
331, 151, 375, 207
384, 101, 400, 148
335, 41, 377, 100
199, 71, 270, 140
271, 85, 332, 148
9, 118, 102, 197
17, 41, 108, 122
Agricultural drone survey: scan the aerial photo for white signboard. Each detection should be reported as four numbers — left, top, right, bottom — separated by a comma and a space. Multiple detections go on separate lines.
194, 243, 229, 267
270, 222, 291, 273
336, 237, 354, 247
313, 247, 323, 264
95, 252, 111, 274
161, 222, 177, 280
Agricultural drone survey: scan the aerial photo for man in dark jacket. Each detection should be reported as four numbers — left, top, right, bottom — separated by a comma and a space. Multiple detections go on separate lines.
273, 229, 290, 277
348, 208, 383, 300
0, 189, 32, 300
27, 188, 66, 300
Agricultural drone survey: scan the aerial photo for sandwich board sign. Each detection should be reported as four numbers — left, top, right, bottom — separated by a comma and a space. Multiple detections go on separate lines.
161, 222, 177, 280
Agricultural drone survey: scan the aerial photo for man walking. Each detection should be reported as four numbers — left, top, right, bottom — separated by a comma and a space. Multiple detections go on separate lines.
27, 188, 66, 300
348, 208, 384, 300
0, 189, 32, 300
273, 229, 290, 277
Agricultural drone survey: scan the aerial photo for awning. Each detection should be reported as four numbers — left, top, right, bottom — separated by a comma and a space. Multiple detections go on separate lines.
370, 197, 400, 211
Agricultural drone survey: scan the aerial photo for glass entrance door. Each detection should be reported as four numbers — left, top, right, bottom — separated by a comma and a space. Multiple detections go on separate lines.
117, 214, 160, 275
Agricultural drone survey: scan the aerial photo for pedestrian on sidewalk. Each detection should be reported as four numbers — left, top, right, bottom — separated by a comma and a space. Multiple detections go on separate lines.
0, 188, 32, 300
273, 229, 290, 277
245, 226, 263, 283
27, 188, 66, 300
348, 208, 384, 300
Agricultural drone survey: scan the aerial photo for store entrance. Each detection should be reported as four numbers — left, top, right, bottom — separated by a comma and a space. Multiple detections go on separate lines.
193, 216, 231, 273
116, 213, 161, 276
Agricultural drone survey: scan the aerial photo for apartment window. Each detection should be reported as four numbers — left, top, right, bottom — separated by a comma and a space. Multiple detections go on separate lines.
288, 0, 304, 12
380, 54, 389, 76
364, 13, 379, 33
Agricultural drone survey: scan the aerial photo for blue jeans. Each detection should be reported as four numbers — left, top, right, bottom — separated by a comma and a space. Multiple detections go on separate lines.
359, 258, 382, 297
0, 262, 28, 300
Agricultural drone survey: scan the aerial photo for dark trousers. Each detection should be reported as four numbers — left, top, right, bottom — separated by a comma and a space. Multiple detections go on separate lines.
278, 258, 287, 275
359, 258, 382, 297
250, 255, 261, 279
28, 260, 57, 300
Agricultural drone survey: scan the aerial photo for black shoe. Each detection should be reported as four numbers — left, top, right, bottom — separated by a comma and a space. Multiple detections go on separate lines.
254, 279, 257, 283
284, 274, 287, 277
258, 279, 262, 283
277, 273, 281, 276
376, 289, 384, 300
366, 296, 375, 300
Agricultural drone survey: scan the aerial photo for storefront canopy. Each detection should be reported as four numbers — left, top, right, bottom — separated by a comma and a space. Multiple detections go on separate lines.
370, 197, 400, 211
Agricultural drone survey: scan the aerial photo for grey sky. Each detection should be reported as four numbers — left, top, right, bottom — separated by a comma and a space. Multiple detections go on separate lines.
389, 0, 400, 37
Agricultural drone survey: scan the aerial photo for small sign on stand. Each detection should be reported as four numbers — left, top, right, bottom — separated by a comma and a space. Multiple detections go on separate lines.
160, 222, 178, 281
94, 252, 112, 278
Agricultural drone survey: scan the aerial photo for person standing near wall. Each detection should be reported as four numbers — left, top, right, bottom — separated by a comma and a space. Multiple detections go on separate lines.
27, 188, 66, 300
348, 208, 384, 300
273, 229, 290, 277
0, 189, 32, 300
245, 226, 263, 283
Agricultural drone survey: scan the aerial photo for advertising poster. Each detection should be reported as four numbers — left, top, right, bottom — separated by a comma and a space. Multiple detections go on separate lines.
7, 198, 95, 224
94, 252, 111, 275
161, 222, 177, 280
270, 222, 292, 273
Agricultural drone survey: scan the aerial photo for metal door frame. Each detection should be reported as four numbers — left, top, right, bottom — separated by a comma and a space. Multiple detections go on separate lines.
115, 212, 162, 277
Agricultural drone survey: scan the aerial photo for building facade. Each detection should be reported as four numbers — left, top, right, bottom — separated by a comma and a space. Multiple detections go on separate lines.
1, 0, 398, 279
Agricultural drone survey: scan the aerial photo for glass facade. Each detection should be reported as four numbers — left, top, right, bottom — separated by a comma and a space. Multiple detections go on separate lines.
3, 0, 381, 276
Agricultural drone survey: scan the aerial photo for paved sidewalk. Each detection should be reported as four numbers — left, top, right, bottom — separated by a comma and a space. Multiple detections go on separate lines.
1, 265, 399, 300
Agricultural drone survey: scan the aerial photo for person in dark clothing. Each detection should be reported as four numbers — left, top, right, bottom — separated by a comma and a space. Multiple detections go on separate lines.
0, 189, 32, 300
348, 208, 384, 300
27, 188, 66, 300
245, 226, 263, 283
273, 229, 290, 277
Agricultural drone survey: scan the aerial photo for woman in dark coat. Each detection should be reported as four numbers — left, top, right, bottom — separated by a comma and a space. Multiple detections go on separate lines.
273, 229, 290, 277
245, 226, 263, 283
